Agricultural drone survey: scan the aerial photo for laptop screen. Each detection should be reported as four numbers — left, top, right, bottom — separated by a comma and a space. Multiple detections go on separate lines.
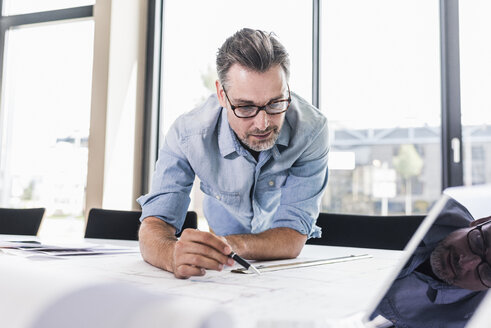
368, 186, 491, 328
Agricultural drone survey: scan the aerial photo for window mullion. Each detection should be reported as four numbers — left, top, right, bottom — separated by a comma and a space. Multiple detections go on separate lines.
440, 0, 463, 189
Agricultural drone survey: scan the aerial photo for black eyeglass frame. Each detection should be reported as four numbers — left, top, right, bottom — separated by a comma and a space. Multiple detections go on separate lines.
222, 84, 292, 118
466, 220, 491, 288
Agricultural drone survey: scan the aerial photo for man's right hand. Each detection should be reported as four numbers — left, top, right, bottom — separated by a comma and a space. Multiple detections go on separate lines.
138, 217, 234, 279
172, 229, 235, 279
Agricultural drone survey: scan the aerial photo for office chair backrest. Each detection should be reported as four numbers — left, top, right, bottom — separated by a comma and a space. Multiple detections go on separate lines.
307, 212, 425, 250
85, 208, 198, 240
0, 207, 45, 235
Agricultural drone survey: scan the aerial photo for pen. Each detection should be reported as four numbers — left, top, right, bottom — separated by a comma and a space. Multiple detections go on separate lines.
228, 251, 261, 275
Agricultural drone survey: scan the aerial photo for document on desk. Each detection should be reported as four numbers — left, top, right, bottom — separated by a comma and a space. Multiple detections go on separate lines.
0, 240, 139, 258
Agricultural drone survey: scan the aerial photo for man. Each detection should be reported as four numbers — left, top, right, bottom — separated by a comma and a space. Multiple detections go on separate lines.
373, 198, 490, 328
137, 28, 329, 279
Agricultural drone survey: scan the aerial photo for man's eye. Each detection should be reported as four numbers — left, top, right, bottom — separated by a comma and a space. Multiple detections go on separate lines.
268, 102, 283, 109
238, 106, 257, 112
469, 230, 485, 255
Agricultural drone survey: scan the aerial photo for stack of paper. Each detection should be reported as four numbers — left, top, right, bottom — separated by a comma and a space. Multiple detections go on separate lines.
0, 240, 139, 258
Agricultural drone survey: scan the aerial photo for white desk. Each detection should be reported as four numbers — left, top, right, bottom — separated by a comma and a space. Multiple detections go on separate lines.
0, 236, 405, 328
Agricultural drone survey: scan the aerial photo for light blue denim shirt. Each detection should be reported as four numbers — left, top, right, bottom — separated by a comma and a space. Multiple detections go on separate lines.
137, 92, 329, 238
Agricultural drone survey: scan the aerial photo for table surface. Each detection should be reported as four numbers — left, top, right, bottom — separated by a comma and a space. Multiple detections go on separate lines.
0, 235, 406, 328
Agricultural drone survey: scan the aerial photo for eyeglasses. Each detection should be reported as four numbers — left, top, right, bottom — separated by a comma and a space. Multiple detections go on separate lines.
466, 220, 491, 288
222, 85, 291, 118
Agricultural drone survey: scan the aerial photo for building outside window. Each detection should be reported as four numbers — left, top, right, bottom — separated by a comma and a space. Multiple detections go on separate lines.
320, 0, 441, 215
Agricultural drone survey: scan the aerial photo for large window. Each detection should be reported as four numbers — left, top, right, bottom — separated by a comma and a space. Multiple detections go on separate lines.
320, 0, 441, 215
459, 0, 491, 186
159, 0, 313, 218
0, 5, 94, 236
153, 1, 484, 218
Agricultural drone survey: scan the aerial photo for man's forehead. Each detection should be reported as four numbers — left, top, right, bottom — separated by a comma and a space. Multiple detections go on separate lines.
227, 63, 285, 77
226, 85, 287, 100
479, 216, 491, 223
226, 64, 286, 85
476, 218, 491, 229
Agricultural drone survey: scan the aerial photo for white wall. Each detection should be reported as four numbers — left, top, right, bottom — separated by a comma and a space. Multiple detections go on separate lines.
86, 0, 147, 214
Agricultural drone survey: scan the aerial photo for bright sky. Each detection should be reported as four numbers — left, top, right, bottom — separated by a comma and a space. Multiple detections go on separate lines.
459, 0, 491, 126
161, 0, 491, 134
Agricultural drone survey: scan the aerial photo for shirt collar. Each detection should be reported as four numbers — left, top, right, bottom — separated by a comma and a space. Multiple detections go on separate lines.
276, 116, 291, 148
424, 274, 480, 304
218, 108, 237, 157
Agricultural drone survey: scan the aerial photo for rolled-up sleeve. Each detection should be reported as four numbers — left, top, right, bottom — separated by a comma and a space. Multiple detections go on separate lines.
137, 123, 195, 234
270, 123, 329, 238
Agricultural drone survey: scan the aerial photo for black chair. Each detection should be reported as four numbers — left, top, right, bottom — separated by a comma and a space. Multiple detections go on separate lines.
0, 207, 45, 235
307, 212, 425, 250
85, 208, 198, 240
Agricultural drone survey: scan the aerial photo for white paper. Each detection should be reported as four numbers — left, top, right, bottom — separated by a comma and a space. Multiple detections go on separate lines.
0, 235, 404, 328
0, 240, 139, 258
0, 255, 233, 328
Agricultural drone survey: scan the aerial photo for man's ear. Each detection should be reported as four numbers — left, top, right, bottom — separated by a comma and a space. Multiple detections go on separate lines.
470, 216, 491, 227
215, 80, 227, 108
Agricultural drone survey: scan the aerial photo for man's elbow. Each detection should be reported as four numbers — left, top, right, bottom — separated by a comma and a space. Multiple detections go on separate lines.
138, 219, 153, 260
286, 233, 307, 258
137, 217, 177, 272
138, 218, 155, 250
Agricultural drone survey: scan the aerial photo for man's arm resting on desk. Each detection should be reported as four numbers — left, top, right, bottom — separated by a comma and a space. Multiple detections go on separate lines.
225, 228, 307, 260
138, 218, 306, 277
138, 217, 234, 279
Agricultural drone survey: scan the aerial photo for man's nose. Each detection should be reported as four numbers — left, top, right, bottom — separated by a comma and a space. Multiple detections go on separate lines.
253, 110, 269, 131
458, 253, 482, 272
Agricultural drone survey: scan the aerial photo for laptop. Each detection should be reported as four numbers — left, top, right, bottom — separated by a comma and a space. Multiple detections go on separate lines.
260, 184, 491, 328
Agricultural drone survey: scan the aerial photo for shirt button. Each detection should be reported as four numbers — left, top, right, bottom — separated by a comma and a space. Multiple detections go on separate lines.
268, 180, 274, 186
215, 195, 221, 200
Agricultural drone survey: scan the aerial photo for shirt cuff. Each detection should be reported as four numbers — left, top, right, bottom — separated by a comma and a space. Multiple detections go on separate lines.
137, 192, 190, 234
270, 205, 322, 239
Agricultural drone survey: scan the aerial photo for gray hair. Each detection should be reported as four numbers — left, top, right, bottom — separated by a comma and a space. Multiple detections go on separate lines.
216, 28, 290, 89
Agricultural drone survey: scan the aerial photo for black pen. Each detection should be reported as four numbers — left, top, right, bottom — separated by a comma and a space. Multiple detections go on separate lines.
228, 252, 261, 275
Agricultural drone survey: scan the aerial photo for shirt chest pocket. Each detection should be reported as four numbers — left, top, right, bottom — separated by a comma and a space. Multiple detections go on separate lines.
256, 171, 288, 191
200, 181, 241, 207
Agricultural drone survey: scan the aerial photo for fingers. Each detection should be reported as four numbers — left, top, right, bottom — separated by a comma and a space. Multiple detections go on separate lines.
174, 265, 205, 279
180, 229, 232, 254
175, 240, 230, 270
172, 229, 235, 279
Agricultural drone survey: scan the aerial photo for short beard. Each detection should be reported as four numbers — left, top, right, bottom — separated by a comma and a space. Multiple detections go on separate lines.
430, 241, 457, 285
239, 127, 280, 152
